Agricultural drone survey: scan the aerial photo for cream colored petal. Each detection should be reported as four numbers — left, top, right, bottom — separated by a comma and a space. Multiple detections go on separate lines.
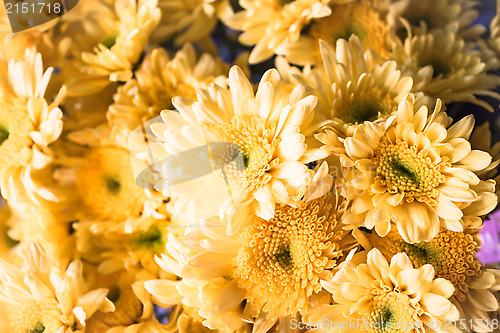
421, 293, 452, 317
340, 282, 366, 301
429, 278, 455, 299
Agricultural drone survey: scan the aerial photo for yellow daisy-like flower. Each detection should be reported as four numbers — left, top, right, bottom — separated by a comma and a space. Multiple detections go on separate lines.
148, 165, 356, 327
83, 266, 162, 332
146, 229, 250, 332
153, 0, 231, 44
392, 29, 500, 111
387, 0, 485, 40
0, 48, 65, 207
0, 243, 115, 333
285, 0, 392, 65
74, 216, 171, 275
308, 37, 416, 126
226, 0, 334, 64
53, 119, 168, 230
364, 226, 500, 333
108, 44, 229, 144
304, 248, 460, 333
317, 94, 494, 243
71, 146, 148, 222
67, 0, 161, 95
234, 192, 353, 318
151, 66, 327, 232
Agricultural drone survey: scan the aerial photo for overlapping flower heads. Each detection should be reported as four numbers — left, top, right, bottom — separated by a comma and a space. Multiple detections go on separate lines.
1, 0, 500, 332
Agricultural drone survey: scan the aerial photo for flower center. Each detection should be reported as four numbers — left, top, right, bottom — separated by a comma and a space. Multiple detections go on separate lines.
76, 147, 146, 221
132, 224, 168, 254
102, 34, 117, 49
9, 300, 62, 333
374, 141, 447, 204
371, 229, 483, 295
399, 230, 481, 294
0, 99, 36, 167
310, 1, 390, 58
0, 125, 9, 145
418, 57, 452, 79
340, 87, 398, 124
234, 195, 343, 317
207, 117, 278, 192
365, 291, 421, 333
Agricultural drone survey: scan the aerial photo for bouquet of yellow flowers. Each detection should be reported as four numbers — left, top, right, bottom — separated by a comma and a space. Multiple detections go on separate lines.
1, 0, 500, 332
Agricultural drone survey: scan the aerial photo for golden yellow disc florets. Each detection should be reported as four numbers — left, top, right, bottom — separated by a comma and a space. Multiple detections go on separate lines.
9, 299, 62, 333
76, 147, 146, 221
372, 229, 482, 295
0, 99, 35, 166
207, 117, 279, 192
234, 195, 344, 317
310, 1, 390, 58
340, 87, 399, 124
374, 140, 447, 204
365, 291, 422, 333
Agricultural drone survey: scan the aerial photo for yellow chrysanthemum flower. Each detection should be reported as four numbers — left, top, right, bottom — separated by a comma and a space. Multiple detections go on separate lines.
392, 29, 500, 111
317, 94, 495, 243
153, 0, 231, 44
0, 48, 65, 207
285, 0, 392, 65
304, 248, 460, 333
364, 226, 500, 333
67, 0, 161, 95
74, 216, 171, 275
108, 44, 229, 144
387, 0, 485, 40
151, 66, 328, 233
148, 165, 356, 328
83, 267, 163, 332
0, 243, 115, 333
226, 0, 335, 64
307, 37, 417, 126
233, 192, 355, 318
146, 221, 251, 332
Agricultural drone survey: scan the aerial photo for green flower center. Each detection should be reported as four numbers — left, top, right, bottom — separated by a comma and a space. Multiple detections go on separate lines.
30, 322, 45, 333
104, 175, 121, 195
133, 226, 167, 254
344, 98, 386, 124
0, 125, 9, 145
102, 34, 117, 49
419, 58, 451, 79
374, 141, 446, 204
366, 291, 419, 333
274, 242, 294, 270
334, 23, 367, 43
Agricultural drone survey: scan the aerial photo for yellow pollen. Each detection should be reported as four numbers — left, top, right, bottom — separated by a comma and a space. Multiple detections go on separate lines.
207, 117, 278, 192
234, 195, 344, 318
76, 147, 146, 221
366, 291, 421, 333
310, 1, 390, 58
374, 140, 447, 204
